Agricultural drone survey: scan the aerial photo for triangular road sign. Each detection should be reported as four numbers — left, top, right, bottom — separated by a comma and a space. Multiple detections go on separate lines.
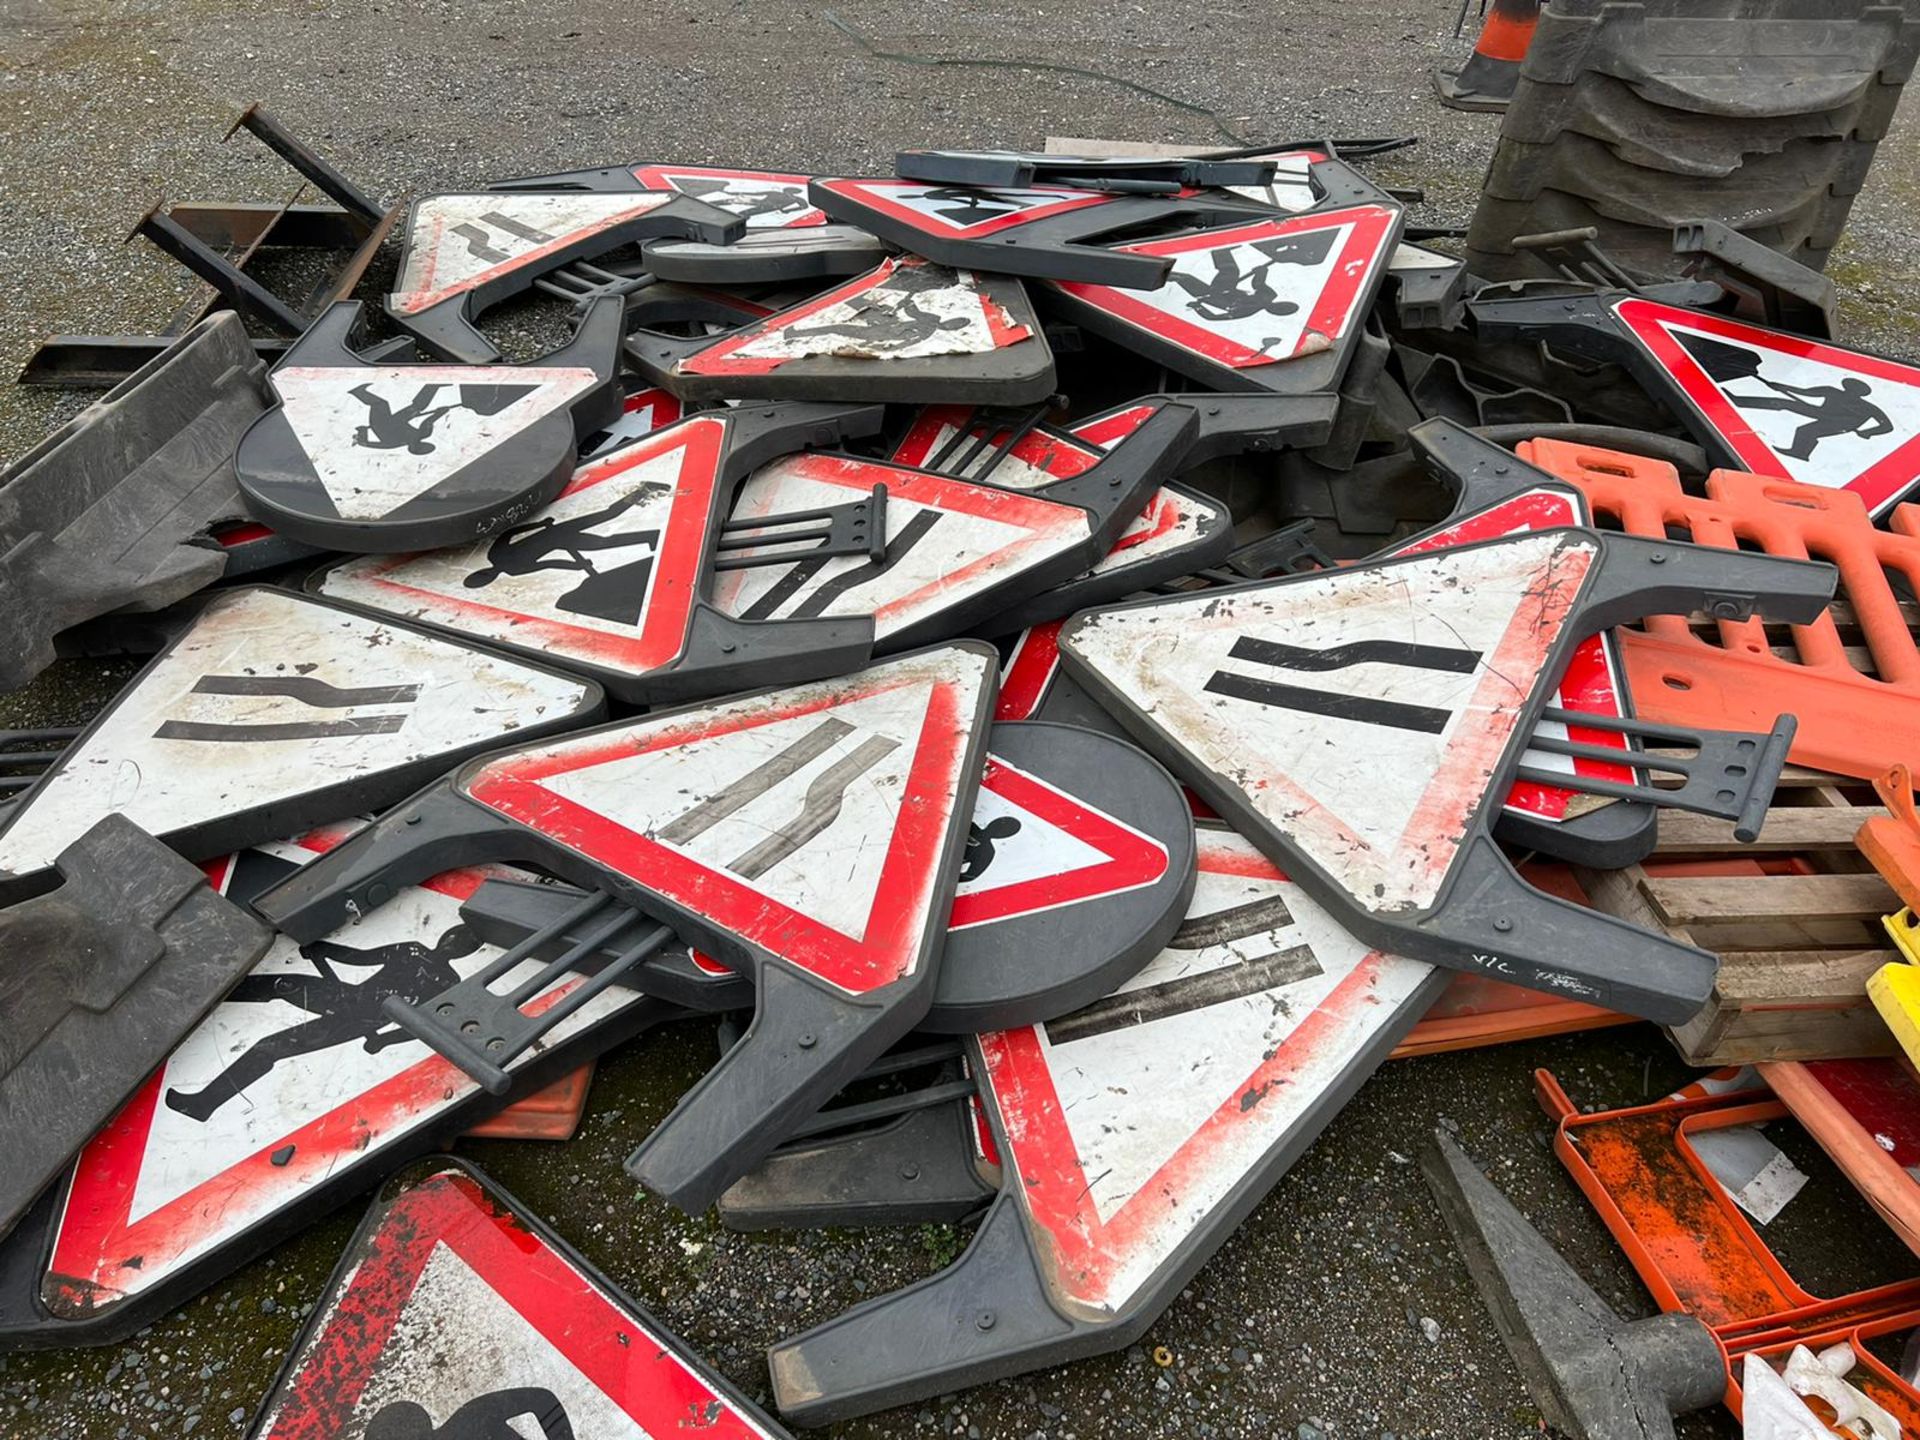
927, 720, 1193, 1032
315, 404, 887, 703
0, 586, 602, 902
1056, 527, 1838, 1021
889, 402, 1234, 627
0, 825, 667, 1349
254, 645, 998, 1212
766, 826, 1444, 1425
236, 299, 623, 553
386, 190, 741, 363
625, 255, 1056, 404
1043, 204, 1401, 395
709, 399, 1199, 650
1613, 296, 1920, 517
246, 1163, 790, 1439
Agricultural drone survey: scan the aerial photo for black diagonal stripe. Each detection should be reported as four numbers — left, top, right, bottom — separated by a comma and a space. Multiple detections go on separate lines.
1171, 893, 1297, 950
156, 716, 409, 742
791, 509, 943, 619
1044, 943, 1325, 1045
190, 676, 423, 707
1227, 636, 1481, 674
1204, 671, 1455, 734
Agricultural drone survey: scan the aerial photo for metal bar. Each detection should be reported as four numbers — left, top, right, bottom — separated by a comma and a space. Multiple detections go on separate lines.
168, 202, 369, 252
226, 102, 383, 227
782, 1079, 980, 1142
128, 205, 306, 334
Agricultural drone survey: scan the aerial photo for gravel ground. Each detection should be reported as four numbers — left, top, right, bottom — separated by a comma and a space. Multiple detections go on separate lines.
5, 2, 1920, 1437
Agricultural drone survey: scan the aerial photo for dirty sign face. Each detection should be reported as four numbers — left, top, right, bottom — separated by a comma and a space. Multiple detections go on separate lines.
318, 415, 729, 687
41, 829, 651, 1327
976, 828, 1434, 1313
246, 1165, 787, 1439
1052, 206, 1398, 370
676, 257, 1031, 376
459, 645, 995, 995
630, 164, 825, 227
1059, 531, 1595, 913
1615, 297, 1920, 517
0, 587, 596, 894
389, 192, 676, 316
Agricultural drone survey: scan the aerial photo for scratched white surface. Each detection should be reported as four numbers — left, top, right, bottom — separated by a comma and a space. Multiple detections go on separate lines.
0, 589, 588, 879
723, 263, 1006, 362
1061, 532, 1593, 911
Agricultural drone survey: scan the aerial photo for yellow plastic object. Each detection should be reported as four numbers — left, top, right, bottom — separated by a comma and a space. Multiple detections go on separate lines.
1869, 957, 1920, 1071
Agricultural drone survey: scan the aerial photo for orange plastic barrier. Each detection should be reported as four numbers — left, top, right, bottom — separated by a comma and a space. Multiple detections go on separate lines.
1521, 437, 1920, 782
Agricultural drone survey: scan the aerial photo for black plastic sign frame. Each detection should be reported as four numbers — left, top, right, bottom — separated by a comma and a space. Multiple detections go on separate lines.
385, 189, 740, 363
708, 394, 1337, 651
0, 586, 603, 904
253, 645, 998, 1213
313, 402, 892, 705
767, 825, 1449, 1424
235, 298, 624, 554
625, 255, 1056, 405
1391, 421, 1657, 868
810, 176, 1277, 288
1055, 529, 1838, 1022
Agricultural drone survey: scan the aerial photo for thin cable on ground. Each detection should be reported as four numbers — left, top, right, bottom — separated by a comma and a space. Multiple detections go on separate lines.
823, 9, 1258, 147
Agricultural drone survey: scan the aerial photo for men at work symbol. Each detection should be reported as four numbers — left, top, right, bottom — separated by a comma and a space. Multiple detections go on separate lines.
162, 924, 483, 1122
364, 1391, 575, 1440
463, 491, 664, 626
1728, 375, 1895, 460
349, 383, 464, 455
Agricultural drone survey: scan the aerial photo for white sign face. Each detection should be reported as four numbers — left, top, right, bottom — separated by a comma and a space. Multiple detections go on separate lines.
1616, 297, 1920, 515
975, 829, 1433, 1313
46, 834, 639, 1312
319, 415, 727, 676
712, 453, 1091, 639
271, 364, 598, 518
461, 646, 992, 994
0, 589, 590, 880
392, 193, 673, 314
1061, 532, 1597, 911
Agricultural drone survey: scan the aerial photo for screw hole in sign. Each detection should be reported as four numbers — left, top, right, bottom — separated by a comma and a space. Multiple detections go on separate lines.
1665, 675, 1692, 691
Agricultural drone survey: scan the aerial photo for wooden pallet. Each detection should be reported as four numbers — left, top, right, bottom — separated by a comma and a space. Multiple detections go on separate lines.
1572, 764, 1903, 1065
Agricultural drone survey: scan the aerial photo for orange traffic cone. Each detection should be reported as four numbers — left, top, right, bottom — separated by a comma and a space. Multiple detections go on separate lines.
1434, 0, 1543, 112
